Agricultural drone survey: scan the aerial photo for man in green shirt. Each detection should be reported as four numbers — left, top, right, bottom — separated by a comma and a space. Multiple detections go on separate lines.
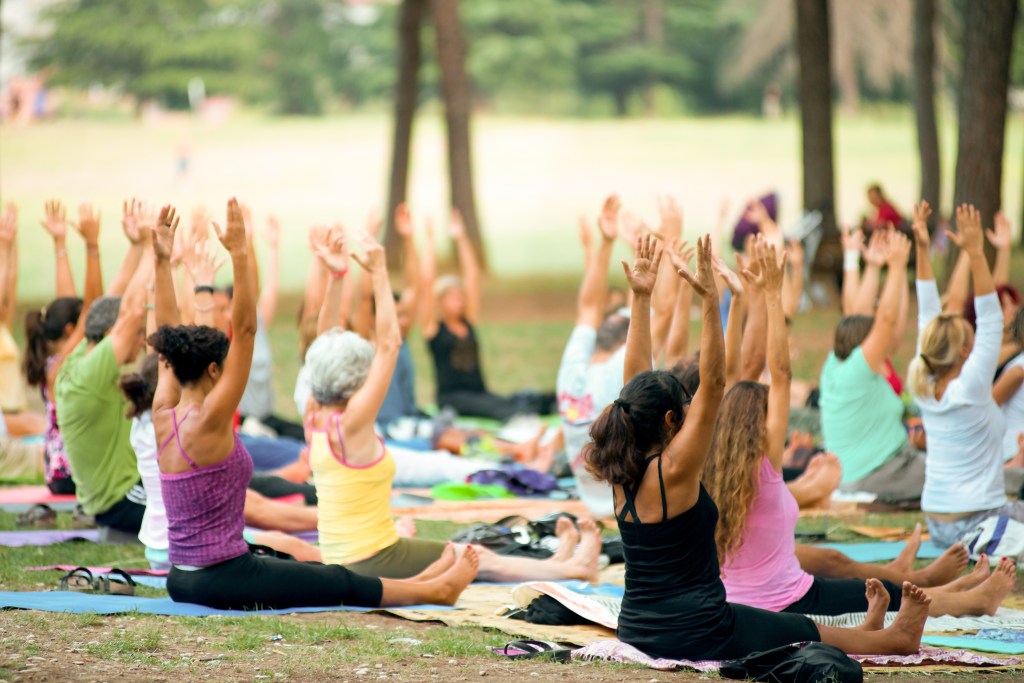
57, 292, 148, 533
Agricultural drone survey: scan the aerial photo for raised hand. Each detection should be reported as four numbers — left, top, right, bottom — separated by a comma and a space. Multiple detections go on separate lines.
786, 240, 804, 269
840, 224, 864, 253
40, 200, 67, 243
395, 203, 414, 238
620, 211, 647, 252
987, 211, 1012, 250
667, 237, 696, 275
265, 215, 281, 250
862, 228, 892, 267
578, 215, 593, 251
949, 204, 984, 255
213, 198, 248, 256
677, 234, 715, 299
183, 240, 226, 285
121, 198, 145, 245
448, 208, 465, 240
72, 203, 101, 245
597, 194, 621, 242
314, 224, 348, 275
655, 194, 683, 242
911, 201, 932, 250
621, 233, 662, 297
886, 231, 912, 268
350, 229, 385, 274
737, 238, 763, 290
152, 205, 180, 261
748, 239, 786, 293
308, 224, 329, 254
712, 255, 743, 296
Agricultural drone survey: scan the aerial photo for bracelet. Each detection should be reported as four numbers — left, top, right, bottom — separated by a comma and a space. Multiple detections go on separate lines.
194, 302, 214, 313
144, 304, 155, 311
86, 244, 99, 253
329, 268, 348, 279
194, 285, 215, 295
843, 250, 860, 272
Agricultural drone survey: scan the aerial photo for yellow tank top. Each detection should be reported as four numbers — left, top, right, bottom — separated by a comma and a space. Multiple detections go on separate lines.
0, 325, 27, 413
309, 423, 399, 565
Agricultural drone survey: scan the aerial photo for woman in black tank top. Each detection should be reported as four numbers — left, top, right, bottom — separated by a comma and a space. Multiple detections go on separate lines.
584, 235, 931, 660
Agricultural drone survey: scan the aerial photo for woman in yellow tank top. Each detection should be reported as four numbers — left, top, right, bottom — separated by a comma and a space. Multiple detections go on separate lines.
306, 222, 602, 582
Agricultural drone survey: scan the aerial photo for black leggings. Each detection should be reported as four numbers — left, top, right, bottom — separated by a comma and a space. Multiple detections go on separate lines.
94, 485, 146, 534
167, 550, 384, 610
783, 577, 903, 616
248, 474, 317, 505
713, 603, 821, 659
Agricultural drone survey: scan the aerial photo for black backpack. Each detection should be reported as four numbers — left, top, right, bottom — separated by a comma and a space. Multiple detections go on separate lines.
720, 642, 863, 683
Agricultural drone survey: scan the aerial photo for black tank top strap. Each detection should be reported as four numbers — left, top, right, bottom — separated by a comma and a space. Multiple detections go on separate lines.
655, 455, 667, 522
616, 453, 667, 525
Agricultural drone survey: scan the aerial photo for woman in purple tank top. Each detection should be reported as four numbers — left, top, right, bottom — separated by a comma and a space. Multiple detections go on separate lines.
148, 199, 477, 611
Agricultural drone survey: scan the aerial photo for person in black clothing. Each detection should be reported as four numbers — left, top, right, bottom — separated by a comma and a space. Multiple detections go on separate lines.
584, 233, 932, 661
420, 210, 555, 421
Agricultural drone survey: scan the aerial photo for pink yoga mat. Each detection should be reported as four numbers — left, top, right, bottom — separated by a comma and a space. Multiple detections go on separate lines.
0, 486, 76, 505
27, 565, 168, 577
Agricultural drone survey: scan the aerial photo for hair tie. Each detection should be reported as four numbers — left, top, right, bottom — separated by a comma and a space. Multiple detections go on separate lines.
613, 398, 631, 414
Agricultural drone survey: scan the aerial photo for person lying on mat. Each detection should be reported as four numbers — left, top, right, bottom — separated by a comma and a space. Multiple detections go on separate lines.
420, 209, 556, 421
150, 200, 477, 610
305, 226, 600, 582
585, 232, 933, 661
704, 239, 1016, 619
910, 204, 1024, 549
55, 201, 154, 535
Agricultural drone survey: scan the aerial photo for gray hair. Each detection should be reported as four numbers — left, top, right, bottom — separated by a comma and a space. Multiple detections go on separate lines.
305, 328, 374, 405
433, 274, 463, 298
85, 296, 122, 343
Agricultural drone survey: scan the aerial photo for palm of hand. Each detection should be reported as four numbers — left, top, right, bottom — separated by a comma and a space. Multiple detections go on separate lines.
627, 259, 658, 296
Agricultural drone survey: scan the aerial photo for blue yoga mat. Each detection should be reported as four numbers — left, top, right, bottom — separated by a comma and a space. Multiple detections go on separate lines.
0, 591, 454, 616
921, 635, 1024, 655
815, 540, 945, 563
0, 529, 101, 547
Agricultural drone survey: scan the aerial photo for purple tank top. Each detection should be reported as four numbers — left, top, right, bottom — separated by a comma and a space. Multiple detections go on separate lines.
160, 418, 253, 567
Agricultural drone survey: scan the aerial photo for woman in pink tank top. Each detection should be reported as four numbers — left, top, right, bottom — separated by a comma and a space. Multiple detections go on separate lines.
148, 200, 478, 610
702, 237, 1016, 620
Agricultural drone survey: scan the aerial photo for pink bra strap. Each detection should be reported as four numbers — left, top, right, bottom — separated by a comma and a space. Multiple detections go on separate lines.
158, 407, 199, 470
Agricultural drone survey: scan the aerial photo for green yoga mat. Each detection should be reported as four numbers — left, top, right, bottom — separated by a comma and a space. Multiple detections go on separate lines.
921, 635, 1024, 655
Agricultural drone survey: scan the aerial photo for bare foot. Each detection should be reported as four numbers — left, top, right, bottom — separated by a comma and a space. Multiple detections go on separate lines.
424, 545, 479, 606
552, 516, 580, 562
882, 582, 931, 655
409, 541, 456, 582
932, 554, 990, 593
859, 578, 891, 631
959, 558, 1017, 616
563, 518, 601, 582
888, 523, 922, 575
909, 542, 969, 588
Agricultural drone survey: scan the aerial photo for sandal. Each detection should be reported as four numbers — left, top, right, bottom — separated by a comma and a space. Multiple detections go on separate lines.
490, 640, 574, 661
16, 503, 57, 528
71, 504, 95, 529
93, 569, 136, 596
58, 566, 95, 592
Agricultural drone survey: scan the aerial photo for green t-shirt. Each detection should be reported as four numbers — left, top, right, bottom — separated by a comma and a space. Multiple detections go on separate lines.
55, 338, 138, 516
819, 347, 908, 483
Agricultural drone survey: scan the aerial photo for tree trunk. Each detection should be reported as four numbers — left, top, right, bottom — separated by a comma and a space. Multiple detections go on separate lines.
385, 0, 425, 268
913, 0, 940, 232
642, 0, 663, 116
432, 0, 486, 269
950, 0, 1016, 267
795, 0, 838, 276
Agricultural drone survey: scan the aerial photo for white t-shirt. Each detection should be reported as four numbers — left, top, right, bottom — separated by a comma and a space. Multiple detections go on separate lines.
1001, 354, 1024, 461
556, 326, 627, 519
131, 412, 168, 551
239, 312, 274, 419
916, 282, 1007, 514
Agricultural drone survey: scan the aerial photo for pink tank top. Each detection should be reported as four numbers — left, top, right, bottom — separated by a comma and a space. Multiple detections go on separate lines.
159, 408, 252, 567
720, 456, 814, 611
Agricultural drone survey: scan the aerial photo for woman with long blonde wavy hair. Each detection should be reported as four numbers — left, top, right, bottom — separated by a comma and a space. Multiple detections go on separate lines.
704, 234, 1016, 620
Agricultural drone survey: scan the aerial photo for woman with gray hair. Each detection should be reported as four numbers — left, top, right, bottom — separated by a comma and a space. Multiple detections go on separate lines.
307, 227, 601, 582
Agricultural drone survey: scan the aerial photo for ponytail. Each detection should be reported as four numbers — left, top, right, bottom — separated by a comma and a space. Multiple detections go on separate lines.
907, 356, 934, 401
584, 402, 642, 487
909, 313, 968, 400
23, 297, 83, 388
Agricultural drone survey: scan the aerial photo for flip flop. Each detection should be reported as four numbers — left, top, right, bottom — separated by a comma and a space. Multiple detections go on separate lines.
58, 566, 95, 592
490, 640, 574, 661
16, 503, 57, 528
93, 569, 136, 596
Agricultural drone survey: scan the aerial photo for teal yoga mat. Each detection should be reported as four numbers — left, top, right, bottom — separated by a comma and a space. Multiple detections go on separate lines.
921, 635, 1024, 655
815, 540, 945, 563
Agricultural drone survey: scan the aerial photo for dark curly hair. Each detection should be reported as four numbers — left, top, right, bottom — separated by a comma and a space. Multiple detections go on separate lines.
119, 353, 159, 419
24, 297, 83, 387
148, 325, 229, 385
583, 370, 687, 488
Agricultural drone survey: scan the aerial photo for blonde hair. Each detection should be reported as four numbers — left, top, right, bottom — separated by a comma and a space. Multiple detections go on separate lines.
701, 381, 768, 571
908, 313, 969, 399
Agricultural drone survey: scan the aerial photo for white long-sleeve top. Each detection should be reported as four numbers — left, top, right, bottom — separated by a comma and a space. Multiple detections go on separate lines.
916, 280, 1007, 514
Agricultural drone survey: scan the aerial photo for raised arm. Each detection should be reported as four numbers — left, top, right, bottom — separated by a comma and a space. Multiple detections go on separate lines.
712, 255, 745, 387
943, 250, 971, 314
651, 196, 683, 361
394, 203, 421, 337
782, 240, 804, 320
840, 225, 864, 315
577, 195, 619, 329
910, 201, 934, 283
0, 205, 17, 329
41, 200, 76, 298
663, 234, 724, 480
314, 226, 348, 337
450, 210, 480, 324
203, 198, 257, 425
72, 204, 103, 308
994, 365, 1024, 406
182, 239, 226, 328
302, 226, 328, 330
622, 234, 663, 383
987, 211, 1012, 285
151, 206, 182, 330
419, 217, 439, 339
258, 215, 280, 326
665, 240, 697, 367
739, 239, 767, 381
948, 204, 999, 393
752, 241, 791, 471
860, 232, 911, 373
108, 240, 152, 367
851, 229, 890, 316
106, 201, 149, 298
342, 232, 401, 439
